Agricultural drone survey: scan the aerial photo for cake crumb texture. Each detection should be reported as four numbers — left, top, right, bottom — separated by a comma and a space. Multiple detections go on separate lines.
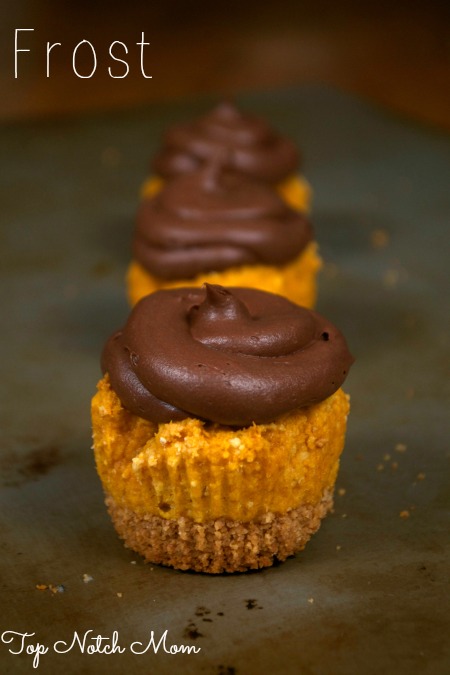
92, 377, 349, 522
127, 240, 321, 308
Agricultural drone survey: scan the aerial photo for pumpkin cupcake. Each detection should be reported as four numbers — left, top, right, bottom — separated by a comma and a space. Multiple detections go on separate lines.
143, 101, 311, 212
128, 158, 321, 307
92, 284, 353, 573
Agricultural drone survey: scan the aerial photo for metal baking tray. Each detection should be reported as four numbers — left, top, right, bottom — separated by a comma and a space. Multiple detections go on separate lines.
1, 85, 449, 674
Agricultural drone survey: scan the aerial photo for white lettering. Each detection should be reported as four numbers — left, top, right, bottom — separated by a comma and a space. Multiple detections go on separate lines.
72, 40, 97, 78
2, 628, 199, 665
1, 631, 48, 669
136, 31, 152, 79
54, 629, 92, 654
46, 42, 61, 77
2, 630, 34, 655
108, 41, 129, 78
53, 630, 126, 655
14, 29, 34, 78
14, 31, 154, 80
130, 630, 201, 655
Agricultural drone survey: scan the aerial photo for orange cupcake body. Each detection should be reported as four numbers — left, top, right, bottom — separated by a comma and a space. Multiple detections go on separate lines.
92, 376, 349, 572
127, 241, 321, 308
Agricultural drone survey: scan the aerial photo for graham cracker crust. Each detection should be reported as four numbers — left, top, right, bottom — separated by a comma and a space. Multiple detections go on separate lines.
105, 490, 334, 573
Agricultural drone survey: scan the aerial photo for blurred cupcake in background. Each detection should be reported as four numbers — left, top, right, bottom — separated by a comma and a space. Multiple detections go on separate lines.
143, 101, 312, 213
128, 156, 321, 307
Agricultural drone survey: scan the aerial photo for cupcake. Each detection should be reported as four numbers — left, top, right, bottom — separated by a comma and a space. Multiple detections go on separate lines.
143, 101, 311, 212
92, 284, 353, 573
128, 158, 321, 307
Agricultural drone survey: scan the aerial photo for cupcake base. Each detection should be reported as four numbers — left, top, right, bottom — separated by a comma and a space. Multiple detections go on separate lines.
106, 489, 333, 574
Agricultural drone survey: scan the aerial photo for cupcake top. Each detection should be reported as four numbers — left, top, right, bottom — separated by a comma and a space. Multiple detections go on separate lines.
133, 159, 313, 280
102, 284, 353, 426
152, 101, 299, 184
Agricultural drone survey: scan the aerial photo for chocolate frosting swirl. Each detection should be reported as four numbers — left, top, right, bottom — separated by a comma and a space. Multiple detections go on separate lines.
102, 285, 354, 426
152, 101, 300, 183
134, 159, 312, 280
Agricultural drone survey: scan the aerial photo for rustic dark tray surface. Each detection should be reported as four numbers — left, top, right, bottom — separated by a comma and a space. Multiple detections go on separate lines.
0, 86, 449, 675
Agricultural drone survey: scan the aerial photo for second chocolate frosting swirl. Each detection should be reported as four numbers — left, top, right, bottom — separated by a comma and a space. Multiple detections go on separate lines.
102, 285, 354, 426
152, 101, 299, 183
134, 160, 312, 280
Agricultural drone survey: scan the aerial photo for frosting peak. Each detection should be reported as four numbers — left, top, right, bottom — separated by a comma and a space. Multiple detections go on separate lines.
189, 284, 253, 337
152, 102, 300, 183
190, 284, 314, 357
134, 161, 313, 280
102, 285, 354, 426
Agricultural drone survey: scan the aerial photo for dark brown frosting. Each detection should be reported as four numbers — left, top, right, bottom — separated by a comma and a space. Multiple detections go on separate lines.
134, 159, 312, 280
102, 285, 354, 426
152, 101, 299, 183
